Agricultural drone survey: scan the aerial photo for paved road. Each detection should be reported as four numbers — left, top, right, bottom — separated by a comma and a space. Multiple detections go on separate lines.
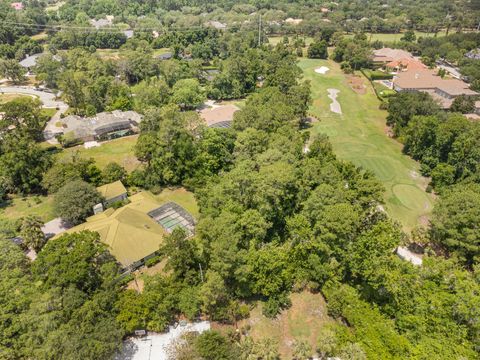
0, 86, 68, 143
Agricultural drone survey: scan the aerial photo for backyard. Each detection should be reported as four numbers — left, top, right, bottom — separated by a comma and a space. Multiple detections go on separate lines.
56, 135, 140, 172
300, 58, 434, 231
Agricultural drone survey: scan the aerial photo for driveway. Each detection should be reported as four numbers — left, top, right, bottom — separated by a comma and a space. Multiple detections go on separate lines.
0, 86, 68, 143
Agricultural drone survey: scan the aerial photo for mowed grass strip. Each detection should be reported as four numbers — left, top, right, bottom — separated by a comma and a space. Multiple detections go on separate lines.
56, 135, 140, 172
299, 58, 433, 231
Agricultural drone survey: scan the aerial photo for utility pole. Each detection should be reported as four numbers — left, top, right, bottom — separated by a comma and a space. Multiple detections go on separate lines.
258, 14, 262, 47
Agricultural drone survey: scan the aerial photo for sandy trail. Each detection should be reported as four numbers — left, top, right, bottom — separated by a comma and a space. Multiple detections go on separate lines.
327, 88, 342, 114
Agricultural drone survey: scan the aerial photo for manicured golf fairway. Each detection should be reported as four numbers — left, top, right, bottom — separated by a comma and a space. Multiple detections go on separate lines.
299, 58, 434, 231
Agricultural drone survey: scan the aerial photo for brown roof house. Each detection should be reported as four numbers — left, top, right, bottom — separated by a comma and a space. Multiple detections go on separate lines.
373, 48, 415, 64
393, 69, 478, 109
199, 104, 240, 128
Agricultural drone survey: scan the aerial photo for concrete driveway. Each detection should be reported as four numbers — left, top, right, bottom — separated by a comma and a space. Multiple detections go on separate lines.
0, 86, 68, 143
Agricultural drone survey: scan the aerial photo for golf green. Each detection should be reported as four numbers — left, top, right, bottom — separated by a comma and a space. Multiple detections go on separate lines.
300, 58, 434, 231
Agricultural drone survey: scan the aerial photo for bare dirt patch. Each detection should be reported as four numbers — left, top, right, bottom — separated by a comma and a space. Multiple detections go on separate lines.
346, 74, 367, 94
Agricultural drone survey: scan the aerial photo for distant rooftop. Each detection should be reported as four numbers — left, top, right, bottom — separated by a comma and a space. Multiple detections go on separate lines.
205, 20, 227, 30
199, 104, 240, 127
19, 53, 41, 68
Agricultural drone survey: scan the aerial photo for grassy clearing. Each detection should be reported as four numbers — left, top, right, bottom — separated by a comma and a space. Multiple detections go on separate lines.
56, 135, 140, 172
0, 195, 55, 223
300, 58, 433, 231
345, 30, 447, 43
216, 291, 336, 358
0, 93, 36, 103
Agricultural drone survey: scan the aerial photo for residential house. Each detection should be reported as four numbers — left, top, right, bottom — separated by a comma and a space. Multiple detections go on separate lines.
58, 192, 195, 269
372, 47, 415, 65
393, 69, 478, 109
60, 110, 143, 142
97, 180, 128, 207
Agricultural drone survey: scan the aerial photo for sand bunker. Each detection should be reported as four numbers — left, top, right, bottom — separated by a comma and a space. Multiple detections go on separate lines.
314, 66, 330, 74
327, 88, 342, 114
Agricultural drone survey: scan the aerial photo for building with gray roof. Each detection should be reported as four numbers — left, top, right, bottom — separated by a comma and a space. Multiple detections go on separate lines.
61, 110, 142, 142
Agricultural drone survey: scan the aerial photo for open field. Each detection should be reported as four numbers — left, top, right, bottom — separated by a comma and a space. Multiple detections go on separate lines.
214, 291, 335, 358
345, 30, 447, 43
56, 135, 140, 172
300, 58, 433, 231
0, 195, 55, 223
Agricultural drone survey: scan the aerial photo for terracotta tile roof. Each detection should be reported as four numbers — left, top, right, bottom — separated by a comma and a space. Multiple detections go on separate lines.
386, 58, 427, 71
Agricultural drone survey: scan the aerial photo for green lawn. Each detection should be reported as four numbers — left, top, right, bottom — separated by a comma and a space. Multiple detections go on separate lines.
56, 135, 140, 172
300, 58, 433, 231
0, 195, 55, 223
152, 188, 199, 219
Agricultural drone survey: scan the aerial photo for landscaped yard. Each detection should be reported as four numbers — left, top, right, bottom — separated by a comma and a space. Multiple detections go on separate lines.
0, 195, 55, 223
56, 135, 140, 172
300, 58, 434, 231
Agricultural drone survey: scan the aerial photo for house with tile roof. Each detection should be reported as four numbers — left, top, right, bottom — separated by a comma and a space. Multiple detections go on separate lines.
393, 69, 478, 109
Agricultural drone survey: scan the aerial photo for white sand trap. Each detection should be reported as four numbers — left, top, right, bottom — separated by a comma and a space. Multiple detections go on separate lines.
327, 88, 342, 114
314, 66, 330, 74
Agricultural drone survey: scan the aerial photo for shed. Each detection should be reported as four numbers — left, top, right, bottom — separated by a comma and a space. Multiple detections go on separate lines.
97, 180, 128, 206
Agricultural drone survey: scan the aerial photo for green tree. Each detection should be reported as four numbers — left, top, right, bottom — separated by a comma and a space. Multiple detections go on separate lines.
20, 216, 46, 252
0, 133, 51, 194
194, 331, 235, 360
431, 184, 480, 264
450, 95, 475, 114
307, 40, 328, 59
101, 162, 127, 184
0, 59, 26, 83
292, 339, 312, 360
54, 180, 103, 225
401, 30, 416, 42
171, 78, 205, 110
